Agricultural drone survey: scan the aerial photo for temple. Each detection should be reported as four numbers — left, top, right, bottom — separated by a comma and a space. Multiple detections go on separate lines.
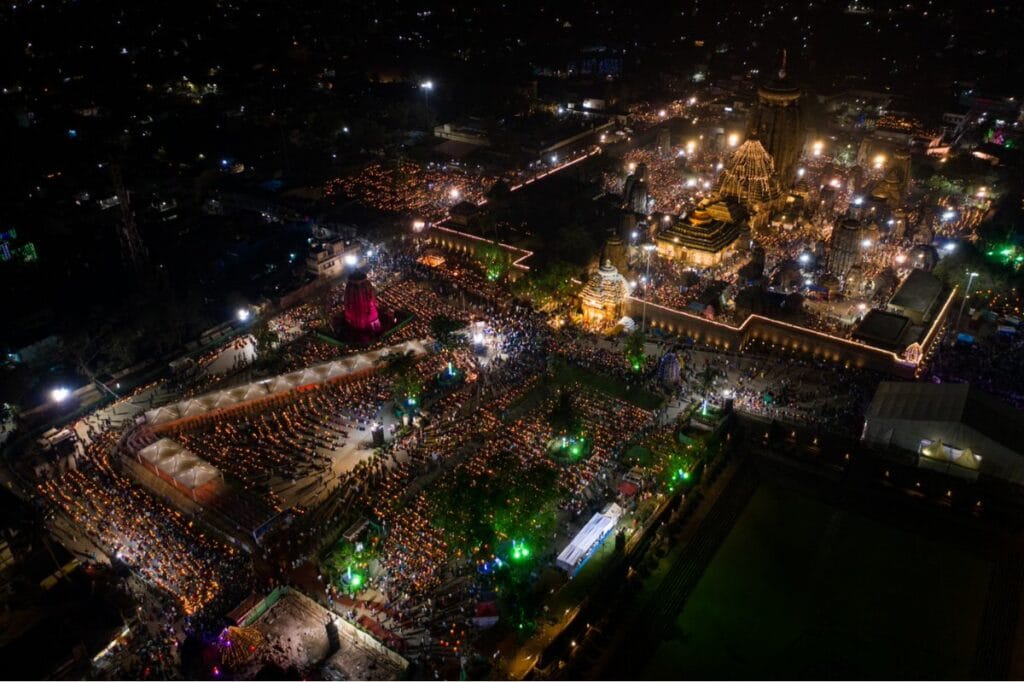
343, 269, 382, 335
747, 50, 804, 188
655, 197, 746, 267
579, 261, 628, 329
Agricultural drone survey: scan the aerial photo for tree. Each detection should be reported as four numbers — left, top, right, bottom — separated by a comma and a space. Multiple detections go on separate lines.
555, 223, 596, 266
478, 240, 509, 281
624, 329, 646, 372
697, 363, 720, 409
378, 352, 422, 405
429, 315, 465, 349
511, 260, 579, 308
486, 180, 513, 225
251, 317, 282, 371
547, 388, 582, 436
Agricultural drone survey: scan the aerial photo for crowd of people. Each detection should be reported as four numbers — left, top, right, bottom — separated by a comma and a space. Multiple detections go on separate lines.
324, 160, 501, 222
38, 433, 247, 616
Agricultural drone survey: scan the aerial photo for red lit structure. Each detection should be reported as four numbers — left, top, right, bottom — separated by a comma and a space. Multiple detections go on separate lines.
343, 270, 382, 335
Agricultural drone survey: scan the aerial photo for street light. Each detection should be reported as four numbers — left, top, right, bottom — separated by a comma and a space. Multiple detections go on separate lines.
641, 243, 657, 333
956, 271, 980, 330
50, 387, 71, 403
420, 80, 433, 107
236, 308, 251, 322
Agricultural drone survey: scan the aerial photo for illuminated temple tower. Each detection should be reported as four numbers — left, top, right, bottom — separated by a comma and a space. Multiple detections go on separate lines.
747, 51, 804, 188
343, 269, 382, 334
828, 217, 865, 277
717, 138, 782, 223
580, 261, 628, 329
622, 163, 650, 214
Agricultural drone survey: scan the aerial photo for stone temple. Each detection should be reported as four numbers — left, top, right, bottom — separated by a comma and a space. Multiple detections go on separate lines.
747, 52, 804, 188
717, 138, 783, 221
343, 269, 382, 335
579, 261, 628, 329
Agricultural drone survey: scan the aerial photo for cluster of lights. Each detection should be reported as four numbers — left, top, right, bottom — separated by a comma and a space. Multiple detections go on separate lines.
509, 540, 532, 562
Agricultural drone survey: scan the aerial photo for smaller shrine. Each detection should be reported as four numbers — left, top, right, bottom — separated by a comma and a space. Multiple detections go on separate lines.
579, 260, 628, 329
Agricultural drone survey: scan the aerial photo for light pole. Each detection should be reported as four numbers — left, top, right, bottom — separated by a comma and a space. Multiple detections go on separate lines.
956, 271, 979, 331
641, 243, 656, 333
420, 80, 433, 107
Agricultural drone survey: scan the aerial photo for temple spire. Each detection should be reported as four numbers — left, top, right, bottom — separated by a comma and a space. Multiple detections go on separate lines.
779, 48, 788, 80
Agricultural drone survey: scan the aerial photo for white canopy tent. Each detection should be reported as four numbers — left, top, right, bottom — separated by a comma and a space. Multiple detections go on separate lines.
138, 438, 222, 496
863, 382, 1024, 484
144, 339, 427, 427
557, 503, 622, 574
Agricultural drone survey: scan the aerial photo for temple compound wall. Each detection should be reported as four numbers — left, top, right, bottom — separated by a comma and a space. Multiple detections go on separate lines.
625, 290, 955, 378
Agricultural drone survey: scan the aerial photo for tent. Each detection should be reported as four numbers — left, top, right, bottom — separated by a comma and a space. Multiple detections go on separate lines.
144, 405, 182, 426
138, 438, 222, 497
143, 338, 426, 427
863, 382, 1024, 483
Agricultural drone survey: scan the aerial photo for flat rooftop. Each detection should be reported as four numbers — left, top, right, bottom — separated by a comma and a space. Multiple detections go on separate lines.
888, 269, 943, 318
852, 309, 913, 350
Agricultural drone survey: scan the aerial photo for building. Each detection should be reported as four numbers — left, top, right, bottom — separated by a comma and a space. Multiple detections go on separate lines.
433, 120, 491, 147
863, 382, 1024, 484
602, 235, 629, 275
343, 270, 382, 334
579, 261, 628, 328
852, 309, 913, 350
718, 139, 783, 208
747, 54, 804, 187
622, 162, 650, 214
449, 200, 481, 227
655, 198, 745, 267
307, 239, 361, 278
556, 503, 622, 575
886, 269, 943, 324
828, 217, 864, 277
231, 588, 408, 680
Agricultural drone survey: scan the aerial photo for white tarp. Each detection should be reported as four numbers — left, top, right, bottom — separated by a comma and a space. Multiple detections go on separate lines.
144, 339, 428, 427
863, 381, 1024, 484
138, 437, 221, 490
557, 503, 623, 573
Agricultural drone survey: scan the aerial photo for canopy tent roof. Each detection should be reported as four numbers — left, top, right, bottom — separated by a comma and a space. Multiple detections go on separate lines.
556, 503, 622, 573
863, 381, 1024, 483
138, 438, 221, 490
145, 339, 427, 427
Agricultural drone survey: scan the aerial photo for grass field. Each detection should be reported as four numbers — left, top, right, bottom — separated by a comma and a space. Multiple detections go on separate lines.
643, 483, 992, 680
550, 360, 663, 411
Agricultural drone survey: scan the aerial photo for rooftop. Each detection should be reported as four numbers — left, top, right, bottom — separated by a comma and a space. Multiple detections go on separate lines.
852, 309, 913, 350
867, 382, 1024, 456
888, 269, 943, 317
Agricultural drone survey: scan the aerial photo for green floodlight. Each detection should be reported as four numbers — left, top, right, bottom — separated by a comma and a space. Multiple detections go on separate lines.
510, 540, 532, 562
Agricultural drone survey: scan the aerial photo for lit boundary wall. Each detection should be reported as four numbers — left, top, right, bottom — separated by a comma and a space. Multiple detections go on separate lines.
625, 286, 957, 378
422, 224, 534, 282
426, 222, 957, 376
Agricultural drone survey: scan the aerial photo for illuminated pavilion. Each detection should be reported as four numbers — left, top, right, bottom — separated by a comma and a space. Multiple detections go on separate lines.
654, 198, 746, 267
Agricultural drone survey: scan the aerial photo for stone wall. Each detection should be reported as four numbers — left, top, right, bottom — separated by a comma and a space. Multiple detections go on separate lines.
625, 290, 956, 378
